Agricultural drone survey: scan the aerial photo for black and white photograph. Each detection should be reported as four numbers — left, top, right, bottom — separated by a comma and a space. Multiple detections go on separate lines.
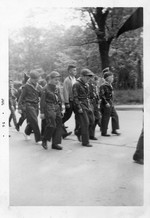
0, 0, 150, 217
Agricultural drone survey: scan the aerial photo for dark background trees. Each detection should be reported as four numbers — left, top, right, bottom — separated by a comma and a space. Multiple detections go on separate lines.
9, 7, 143, 90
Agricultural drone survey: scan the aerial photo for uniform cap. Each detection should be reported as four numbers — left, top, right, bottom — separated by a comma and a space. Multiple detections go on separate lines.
49, 71, 60, 79
102, 67, 110, 74
29, 70, 40, 79
103, 71, 113, 79
81, 69, 94, 77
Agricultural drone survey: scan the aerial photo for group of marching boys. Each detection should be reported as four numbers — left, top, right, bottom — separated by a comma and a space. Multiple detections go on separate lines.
9, 65, 121, 150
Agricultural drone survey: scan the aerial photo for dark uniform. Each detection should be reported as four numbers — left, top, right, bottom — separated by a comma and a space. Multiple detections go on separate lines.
9, 85, 18, 128
88, 79, 101, 138
18, 79, 42, 142
40, 83, 63, 149
133, 128, 144, 164
16, 74, 30, 131
73, 77, 95, 146
99, 81, 119, 135
16, 85, 27, 131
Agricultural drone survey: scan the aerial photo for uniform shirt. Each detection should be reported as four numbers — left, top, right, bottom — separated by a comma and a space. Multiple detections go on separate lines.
40, 83, 62, 114
72, 77, 91, 111
18, 79, 42, 109
88, 80, 99, 103
99, 81, 114, 105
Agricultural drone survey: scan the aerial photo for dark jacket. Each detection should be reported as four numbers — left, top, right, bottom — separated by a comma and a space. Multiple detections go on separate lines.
72, 77, 91, 111
40, 83, 62, 114
88, 80, 99, 104
99, 81, 114, 105
18, 79, 42, 110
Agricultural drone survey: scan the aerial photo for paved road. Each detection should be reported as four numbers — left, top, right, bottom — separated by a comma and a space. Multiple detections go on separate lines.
9, 110, 143, 206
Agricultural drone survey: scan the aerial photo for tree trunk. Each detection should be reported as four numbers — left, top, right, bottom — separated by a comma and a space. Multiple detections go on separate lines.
98, 39, 110, 70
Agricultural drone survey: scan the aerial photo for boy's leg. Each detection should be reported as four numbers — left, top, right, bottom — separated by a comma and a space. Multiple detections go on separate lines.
26, 103, 41, 142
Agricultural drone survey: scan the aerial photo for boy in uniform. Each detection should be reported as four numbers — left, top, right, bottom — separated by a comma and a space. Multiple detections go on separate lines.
99, 68, 120, 136
40, 71, 63, 150
18, 70, 42, 144
72, 68, 95, 147
88, 75, 101, 139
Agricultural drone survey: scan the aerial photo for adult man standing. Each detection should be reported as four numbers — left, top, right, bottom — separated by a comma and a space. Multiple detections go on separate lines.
99, 68, 120, 136
72, 68, 95, 147
62, 64, 78, 137
18, 70, 42, 144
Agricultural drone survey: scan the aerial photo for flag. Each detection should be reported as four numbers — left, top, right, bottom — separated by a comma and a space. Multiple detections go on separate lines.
116, 7, 143, 38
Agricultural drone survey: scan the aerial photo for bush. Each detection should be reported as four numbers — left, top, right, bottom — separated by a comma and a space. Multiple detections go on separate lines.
114, 89, 143, 105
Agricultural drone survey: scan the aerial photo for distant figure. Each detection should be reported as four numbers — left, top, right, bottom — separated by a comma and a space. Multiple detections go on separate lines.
133, 128, 144, 165
99, 67, 120, 136
16, 73, 30, 131
9, 80, 18, 128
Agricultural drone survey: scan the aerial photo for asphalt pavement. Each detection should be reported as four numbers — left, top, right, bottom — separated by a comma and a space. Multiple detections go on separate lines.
9, 109, 143, 206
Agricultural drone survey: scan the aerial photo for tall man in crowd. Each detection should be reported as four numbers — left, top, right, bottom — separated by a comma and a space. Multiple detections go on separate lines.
72, 68, 95, 147
99, 67, 120, 136
18, 70, 42, 144
40, 71, 63, 150
62, 64, 78, 137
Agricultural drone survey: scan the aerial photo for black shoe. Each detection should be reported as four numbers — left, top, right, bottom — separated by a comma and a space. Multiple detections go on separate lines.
62, 131, 72, 139
101, 133, 110, 137
111, 130, 121, 136
90, 136, 98, 140
42, 141, 48, 150
133, 159, 144, 165
82, 144, 93, 147
52, 144, 63, 150
15, 123, 20, 131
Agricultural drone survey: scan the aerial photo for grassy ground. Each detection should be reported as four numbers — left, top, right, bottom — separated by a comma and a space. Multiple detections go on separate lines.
114, 89, 143, 105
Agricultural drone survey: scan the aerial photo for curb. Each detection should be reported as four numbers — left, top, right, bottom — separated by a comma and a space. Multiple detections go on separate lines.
115, 105, 143, 111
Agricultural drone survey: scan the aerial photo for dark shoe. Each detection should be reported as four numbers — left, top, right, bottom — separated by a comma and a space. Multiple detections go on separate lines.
90, 136, 98, 140
15, 123, 20, 131
101, 133, 110, 137
134, 159, 144, 165
52, 144, 63, 150
111, 130, 121, 136
82, 144, 93, 147
42, 141, 48, 150
62, 131, 72, 139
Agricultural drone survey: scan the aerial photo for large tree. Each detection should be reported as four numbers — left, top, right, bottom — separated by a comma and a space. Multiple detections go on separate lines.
75, 7, 142, 71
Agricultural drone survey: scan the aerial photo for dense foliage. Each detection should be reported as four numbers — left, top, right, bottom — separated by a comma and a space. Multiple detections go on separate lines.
9, 7, 143, 90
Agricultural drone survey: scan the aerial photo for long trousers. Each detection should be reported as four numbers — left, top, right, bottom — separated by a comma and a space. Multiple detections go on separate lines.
133, 128, 144, 160
77, 109, 95, 145
89, 101, 101, 136
25, 103, 41, 142
100, 103, 119, 134
9, 103, 17, 127
62, 100, 79, 133
18, 111, 26, 126
42, 111, 62, 145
